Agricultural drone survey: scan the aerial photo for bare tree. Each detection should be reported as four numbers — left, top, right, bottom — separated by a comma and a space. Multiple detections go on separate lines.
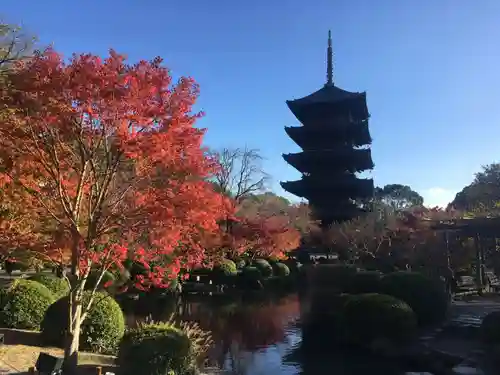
212, 146, 269, 203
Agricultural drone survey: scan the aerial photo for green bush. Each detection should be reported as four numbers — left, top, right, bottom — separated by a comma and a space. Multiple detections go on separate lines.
85, 270, 116, 290
309, 264, 358, 293
344, 271, 383, 294
214, 259, 238, 277
117, 320, 212, 375
238, 266, 263, 290
273, 262, 290, 277
253, 259, 273, 278
379, 271, 449, 325
28, 274, 69, 299
341, 293, 417, 346
0, 279, 55, 330
41, 291, 125, 354
480, 311, 500, 344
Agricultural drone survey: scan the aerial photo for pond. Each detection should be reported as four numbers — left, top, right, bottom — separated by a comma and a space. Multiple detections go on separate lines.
120, 292, 423, 375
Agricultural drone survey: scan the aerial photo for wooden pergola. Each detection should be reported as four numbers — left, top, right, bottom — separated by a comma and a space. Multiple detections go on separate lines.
430, 217, 500, 289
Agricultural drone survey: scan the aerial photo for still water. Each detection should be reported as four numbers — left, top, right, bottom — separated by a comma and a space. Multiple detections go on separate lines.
122, 293, 415, 375
123, 293, 302, 375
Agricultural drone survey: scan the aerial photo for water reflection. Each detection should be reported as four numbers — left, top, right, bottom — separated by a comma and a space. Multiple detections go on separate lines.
123, 293, 302, 375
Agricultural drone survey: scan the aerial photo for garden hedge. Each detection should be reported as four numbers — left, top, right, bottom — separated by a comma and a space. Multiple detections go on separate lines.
28, 274, 69, 299
379, 271, 449, 325
344, 270, 383, 294
0, 279, 55, 330
341, 293, 418, 346
41, 291, 125, 354
273, 262, 290, 277
117, 321, 208, 375
253, 259, 273, 278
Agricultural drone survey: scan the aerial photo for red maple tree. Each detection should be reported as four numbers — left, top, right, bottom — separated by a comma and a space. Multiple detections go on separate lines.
0, 48, 232, 364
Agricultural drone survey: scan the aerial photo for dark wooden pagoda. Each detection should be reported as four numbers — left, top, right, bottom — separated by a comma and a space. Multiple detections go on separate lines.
281, 31, 374, 228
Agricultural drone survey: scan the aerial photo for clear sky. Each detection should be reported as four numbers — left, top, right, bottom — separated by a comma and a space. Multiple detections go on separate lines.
3, 0, 500, 207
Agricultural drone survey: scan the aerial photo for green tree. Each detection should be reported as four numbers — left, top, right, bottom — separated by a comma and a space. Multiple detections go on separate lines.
451, 163, 500, 212
375, 184, 424, 211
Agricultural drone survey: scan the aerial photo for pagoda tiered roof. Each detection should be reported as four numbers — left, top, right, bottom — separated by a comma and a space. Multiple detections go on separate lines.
280, 175, 374, 200
283, 148, 373, 174
284, 123, 372, 149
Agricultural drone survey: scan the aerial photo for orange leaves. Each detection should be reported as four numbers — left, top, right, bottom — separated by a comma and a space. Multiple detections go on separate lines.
0, 47, 231, 282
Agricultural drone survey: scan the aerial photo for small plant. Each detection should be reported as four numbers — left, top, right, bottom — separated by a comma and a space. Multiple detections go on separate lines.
117, 316, 212, 375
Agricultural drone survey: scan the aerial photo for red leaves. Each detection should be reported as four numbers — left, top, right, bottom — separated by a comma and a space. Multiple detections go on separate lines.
0, 48, 232, 286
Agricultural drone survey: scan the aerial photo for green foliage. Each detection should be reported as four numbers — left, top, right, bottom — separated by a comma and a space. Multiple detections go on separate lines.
0, 279, 55, 330
214, 259, 237, 277
234, 258, 246, 269
238, 266, 263, 290
117, 319, 212, 375
85, 270, 116, 290
375, 184, 424, 210
310, 264, 358, 293
273, 262, 290, 277
28, 274, 69, 299
41, 291, 125, 354
253, 259, 273, 278
480, 311, 500, 345
341, 293, 417, 346
344, 271, 382, 294
379, 271, 449, 326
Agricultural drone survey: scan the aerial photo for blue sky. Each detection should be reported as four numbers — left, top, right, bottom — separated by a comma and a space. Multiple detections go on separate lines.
3, 0, 500, 207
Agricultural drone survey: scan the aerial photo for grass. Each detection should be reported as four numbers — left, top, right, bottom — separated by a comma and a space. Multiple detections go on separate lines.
0, 328, 116, 374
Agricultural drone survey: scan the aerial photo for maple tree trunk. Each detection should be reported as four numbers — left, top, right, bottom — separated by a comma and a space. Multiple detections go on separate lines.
64, 289, 82, 372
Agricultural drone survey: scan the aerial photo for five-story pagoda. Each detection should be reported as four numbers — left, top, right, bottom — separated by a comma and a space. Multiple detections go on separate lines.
281, 31, 374, 228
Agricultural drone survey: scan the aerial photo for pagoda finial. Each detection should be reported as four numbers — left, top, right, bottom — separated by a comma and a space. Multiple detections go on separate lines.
326, 30, 333, 86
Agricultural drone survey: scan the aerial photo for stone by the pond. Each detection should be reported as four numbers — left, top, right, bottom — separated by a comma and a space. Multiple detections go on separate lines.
451, 365, 484, 375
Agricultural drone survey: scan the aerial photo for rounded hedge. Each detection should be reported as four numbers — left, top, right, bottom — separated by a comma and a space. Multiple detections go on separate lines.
309, 264, 358, 293
238, 266, 263, 290
41, 291, 125, 354
85, 270, 116, 290
480, 311, 500, 345
379, 271, 449, 325
28, 274, 69, 299
0, 279, 55, 330
344, 271, 383, 294
273, 262, 290, 277
341, 293, 417, 346
253, 259, 273, 278
214, 259, 238, 277
117, 322, 202, 375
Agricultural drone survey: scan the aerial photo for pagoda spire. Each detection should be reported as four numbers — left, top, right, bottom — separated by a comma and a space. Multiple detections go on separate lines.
326, 30, 333, 86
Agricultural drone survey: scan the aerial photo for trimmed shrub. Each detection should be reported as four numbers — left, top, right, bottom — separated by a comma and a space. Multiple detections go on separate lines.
238, 266, 263, 290
234, 259, 246, 269
253, 259, 273, 278
273, 262, 290, 277
214, 259, 238, 277
85, 270, 116, 290
308, 264, 358, 293
0, 279, 55, 330
341, 293, 417, 346
344, 271, 383, 294
117, 320, 212, 375
41, 291, 125, 354
29, 274, 69, 299
480, 311, 500, 344
379, 271, 449, 325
